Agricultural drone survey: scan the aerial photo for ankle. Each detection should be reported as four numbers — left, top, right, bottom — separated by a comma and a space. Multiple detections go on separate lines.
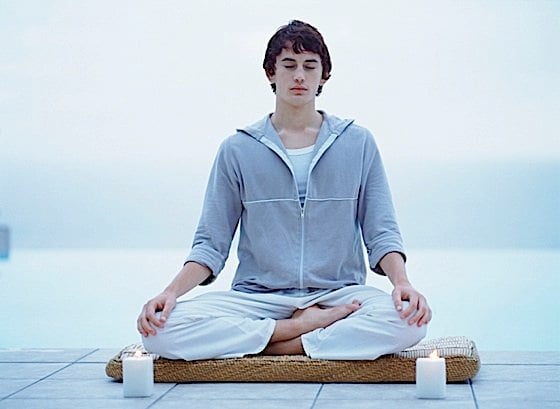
263, 337, 304, 355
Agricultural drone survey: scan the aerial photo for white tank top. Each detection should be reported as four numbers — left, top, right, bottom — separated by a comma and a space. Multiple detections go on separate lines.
286, 144, 315, 206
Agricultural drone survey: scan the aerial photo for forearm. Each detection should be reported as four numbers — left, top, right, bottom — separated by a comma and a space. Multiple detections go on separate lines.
163, 261, 212, 298
379, 252, 411, 287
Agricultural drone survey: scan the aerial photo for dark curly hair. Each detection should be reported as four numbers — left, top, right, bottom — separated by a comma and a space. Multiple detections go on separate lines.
263, 20, 332, 96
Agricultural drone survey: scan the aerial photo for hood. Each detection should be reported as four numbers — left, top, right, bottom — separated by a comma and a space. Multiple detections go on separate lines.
237, 111, 355, 144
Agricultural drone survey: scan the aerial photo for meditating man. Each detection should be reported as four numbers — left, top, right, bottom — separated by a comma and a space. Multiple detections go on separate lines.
138, 20, 431, 360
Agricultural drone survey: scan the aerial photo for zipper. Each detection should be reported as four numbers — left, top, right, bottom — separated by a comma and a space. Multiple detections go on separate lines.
297, 132, 338, 289
261, 133, 339, 290
299, 205, 305, 289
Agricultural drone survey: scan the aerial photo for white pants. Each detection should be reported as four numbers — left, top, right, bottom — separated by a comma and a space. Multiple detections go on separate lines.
142, 285, 426, 361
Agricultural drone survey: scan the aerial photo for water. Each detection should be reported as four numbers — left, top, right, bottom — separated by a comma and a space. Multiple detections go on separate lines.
1, 248, 558, 351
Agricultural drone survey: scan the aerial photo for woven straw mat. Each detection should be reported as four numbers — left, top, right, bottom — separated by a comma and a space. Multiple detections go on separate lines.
106, 336, 480, 383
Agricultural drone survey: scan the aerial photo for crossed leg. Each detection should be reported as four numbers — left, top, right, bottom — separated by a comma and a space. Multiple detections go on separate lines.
143, 286, 426, 361
263, 300, 361, 355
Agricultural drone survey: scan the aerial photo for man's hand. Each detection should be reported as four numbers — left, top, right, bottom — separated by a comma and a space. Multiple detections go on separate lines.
378, 252, 432, 327
392, 284, 431, 327
137, 291, 177, 337
136, 262, 212, 337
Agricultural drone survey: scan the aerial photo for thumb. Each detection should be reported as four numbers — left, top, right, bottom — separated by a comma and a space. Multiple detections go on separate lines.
160, 299, 176, 323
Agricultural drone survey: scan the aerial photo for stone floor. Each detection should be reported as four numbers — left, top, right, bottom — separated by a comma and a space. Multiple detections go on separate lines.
0, 349, 558, 408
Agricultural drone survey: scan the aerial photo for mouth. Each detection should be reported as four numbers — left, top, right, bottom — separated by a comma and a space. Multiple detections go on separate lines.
290, 87, 307, 92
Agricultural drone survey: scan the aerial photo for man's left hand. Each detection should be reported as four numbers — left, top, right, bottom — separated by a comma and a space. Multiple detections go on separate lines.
392, 284, 432, 327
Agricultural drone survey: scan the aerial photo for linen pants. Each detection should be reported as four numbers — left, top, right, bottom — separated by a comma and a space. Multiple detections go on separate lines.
142, 285, 427, 361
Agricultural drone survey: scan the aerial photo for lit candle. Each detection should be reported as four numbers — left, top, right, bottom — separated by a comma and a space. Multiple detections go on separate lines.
416, 349, 446, 399
123, 350, 154, 398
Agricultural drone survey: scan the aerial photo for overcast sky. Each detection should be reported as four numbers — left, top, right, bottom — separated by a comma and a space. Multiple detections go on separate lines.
1, 0, 558, 165
0, 0, 558, 248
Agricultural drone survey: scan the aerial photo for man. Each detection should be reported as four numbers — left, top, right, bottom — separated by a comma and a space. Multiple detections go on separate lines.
138, 20, 431, 360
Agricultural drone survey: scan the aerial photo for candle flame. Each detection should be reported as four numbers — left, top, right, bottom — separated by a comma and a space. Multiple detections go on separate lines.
429, 349, 439, 359
134, 350, 142, 358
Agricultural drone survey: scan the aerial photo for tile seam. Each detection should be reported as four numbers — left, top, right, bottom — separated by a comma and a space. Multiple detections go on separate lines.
145, 383, 178, 408
309, 383, 324, 409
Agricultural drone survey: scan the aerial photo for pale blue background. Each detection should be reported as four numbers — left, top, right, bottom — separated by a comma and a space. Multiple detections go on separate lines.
0, 0, 558, 349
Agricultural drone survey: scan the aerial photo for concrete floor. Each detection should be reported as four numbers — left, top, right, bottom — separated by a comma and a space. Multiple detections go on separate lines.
0, 349, 558, 408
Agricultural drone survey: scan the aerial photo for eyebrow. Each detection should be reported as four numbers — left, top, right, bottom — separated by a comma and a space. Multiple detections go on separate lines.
280, 57, 319, 64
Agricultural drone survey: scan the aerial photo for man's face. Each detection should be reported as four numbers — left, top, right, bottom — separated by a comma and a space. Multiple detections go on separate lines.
268, 47, 326, 106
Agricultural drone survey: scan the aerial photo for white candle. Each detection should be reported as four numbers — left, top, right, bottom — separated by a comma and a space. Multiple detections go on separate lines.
416, 349, 446, 399
123, 350, 154, 398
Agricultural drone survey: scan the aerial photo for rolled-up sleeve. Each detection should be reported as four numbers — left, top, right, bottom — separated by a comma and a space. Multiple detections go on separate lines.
357, 132, 406, 276
185, 139, 242, 284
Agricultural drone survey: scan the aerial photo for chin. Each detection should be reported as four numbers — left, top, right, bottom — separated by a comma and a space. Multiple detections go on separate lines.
280, 95, 314, 106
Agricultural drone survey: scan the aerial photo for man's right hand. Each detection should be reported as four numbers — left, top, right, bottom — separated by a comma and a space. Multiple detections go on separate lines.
137, 291, 177, 337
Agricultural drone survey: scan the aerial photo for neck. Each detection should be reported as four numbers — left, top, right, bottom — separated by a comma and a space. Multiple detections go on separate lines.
271, 102, 321, 132
270, 103, 323, 149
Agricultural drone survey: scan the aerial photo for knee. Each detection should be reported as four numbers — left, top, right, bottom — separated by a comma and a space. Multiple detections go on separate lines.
394, 303, 428, 348
407, 321, 427, 345
142, 331, 172, 358
360, 306, 427, 350
394, 318, 427, 351
141, 321, 181, 359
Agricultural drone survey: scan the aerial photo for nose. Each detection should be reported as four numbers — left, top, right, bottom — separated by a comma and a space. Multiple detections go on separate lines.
293, 67, 305, 83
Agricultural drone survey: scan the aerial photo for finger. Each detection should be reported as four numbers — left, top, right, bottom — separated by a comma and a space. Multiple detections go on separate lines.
415, 310, 428, 327
417, 303, 432, 326
402, 294, 419, 320
145, 301, 166, 328
137, 318, 148, 337
139, 307, 158, 335
417, 313, 428, 327
137, 306, 151, 336
147, 310, 165, 328
408, 310, 421, 326
160, 300, 176, 323
392, 289, 403, 312
424, 308, 433, 325
138, 315, 155, 337
411, 298, 431, 326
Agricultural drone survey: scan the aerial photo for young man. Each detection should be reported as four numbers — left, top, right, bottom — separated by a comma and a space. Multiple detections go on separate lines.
138, 20, 431, 360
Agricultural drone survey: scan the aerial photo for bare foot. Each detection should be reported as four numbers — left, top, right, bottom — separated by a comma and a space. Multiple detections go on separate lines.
263, 300, 362, 355
293, 300, 361, 333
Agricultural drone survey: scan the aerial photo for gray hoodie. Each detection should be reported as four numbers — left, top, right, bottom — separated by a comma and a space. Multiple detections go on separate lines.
185, 111, 405, 293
